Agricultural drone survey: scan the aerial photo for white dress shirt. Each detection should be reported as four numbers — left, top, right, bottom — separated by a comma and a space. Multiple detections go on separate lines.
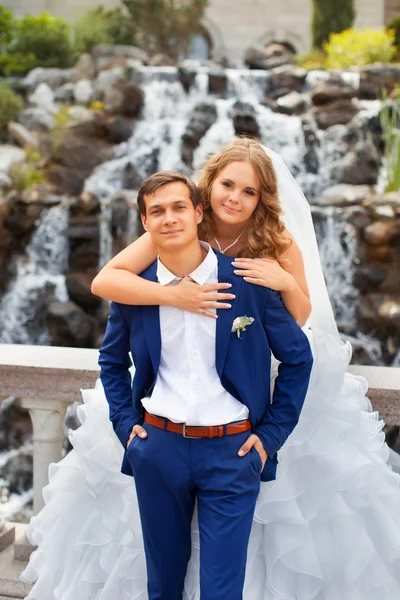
141, 242, 249, 425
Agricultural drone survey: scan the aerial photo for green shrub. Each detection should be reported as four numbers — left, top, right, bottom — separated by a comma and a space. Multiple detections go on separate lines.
312, 0, 355, 48
387, 15, 400, 60
72, 6, 136, 58
6, 12, 73, 73
0, 82, 23, 140
295, 49, 326, 70
324, 28, 396, 69
0, 5, 14, 47
372, 89, 400, 193
0, 51, 37, 75
9, 162, 45, 191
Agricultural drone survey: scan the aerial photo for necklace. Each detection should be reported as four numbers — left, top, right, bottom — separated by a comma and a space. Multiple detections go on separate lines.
214, 228, 246, 255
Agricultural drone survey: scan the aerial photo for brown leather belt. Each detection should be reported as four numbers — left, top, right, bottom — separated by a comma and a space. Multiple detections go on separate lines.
144, 411, 251, 439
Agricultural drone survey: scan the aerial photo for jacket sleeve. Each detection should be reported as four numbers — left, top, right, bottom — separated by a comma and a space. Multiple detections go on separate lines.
98, 302, 139, 449
255, 290, 313, 458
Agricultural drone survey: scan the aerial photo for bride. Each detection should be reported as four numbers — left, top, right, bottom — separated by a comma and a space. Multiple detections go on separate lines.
21, 138, 400, 599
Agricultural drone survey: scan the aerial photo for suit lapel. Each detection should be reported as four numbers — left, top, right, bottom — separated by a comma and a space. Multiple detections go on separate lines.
141, 263, 161, 376
215, 253, 244, 377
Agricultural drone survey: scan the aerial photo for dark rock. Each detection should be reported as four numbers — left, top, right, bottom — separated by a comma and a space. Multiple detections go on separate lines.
0, 397, 32, 451
244, 45, 294, 70
310, 81, 356, 106
181, 103, 218, 166
331, 146, 379, 186
70, 192, 101, 217
104, 116, 134, 143
267, 65, 307, 100
231, 101, 260, 138
314, 184, 374, 207
359, 64, 400, 100
301, 118, 320, 175
48, 165, 88, 196
276, 91, 309, 115
313, 99, 359, 129
353, 265, 388, 294
123, 162, 143, 189
363, 220, 399, 245
47, 300, 98, 347
104, 80, 144, 117
208, 70, 227, 96
178, 66, 197, 93
4, 197, 46, 239
1, 450, 33, 494
66, 272, 101, 310
357, 293, 400, 335
50, 132, 113, 195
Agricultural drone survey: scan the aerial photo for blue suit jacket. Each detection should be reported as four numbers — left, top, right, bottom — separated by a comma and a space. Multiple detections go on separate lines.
99, 251, 313, 482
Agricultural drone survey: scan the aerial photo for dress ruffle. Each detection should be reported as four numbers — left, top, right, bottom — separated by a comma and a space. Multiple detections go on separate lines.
21, 355, 400, 599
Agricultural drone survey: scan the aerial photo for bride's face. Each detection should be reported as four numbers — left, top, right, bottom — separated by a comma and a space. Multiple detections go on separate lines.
210, 161, 260, 228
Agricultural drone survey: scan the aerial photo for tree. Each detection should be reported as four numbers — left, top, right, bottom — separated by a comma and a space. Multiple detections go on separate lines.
312, 0, 355, 49
122, 0, 208, 59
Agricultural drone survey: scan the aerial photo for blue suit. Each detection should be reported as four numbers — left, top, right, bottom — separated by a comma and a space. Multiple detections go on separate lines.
99, 250, 313, 599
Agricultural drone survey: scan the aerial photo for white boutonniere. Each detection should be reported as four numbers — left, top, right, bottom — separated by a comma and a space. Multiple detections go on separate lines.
231, 316, 254, 338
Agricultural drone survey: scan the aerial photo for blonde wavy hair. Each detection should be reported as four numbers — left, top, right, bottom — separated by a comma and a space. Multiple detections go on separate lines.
197, 137, 291, 266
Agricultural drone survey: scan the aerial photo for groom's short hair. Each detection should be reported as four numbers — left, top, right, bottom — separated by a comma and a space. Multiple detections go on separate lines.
137, 171, 200, 215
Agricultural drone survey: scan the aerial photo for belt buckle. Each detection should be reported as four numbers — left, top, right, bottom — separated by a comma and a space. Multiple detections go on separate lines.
183, 424, 198, 439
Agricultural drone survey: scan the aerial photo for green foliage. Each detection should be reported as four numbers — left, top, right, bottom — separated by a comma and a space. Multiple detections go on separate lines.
9, 161, 45, 191
122, 0, 208, 59
295, 49, 326, 70
0, 9, 73, 74
72, 6, 136, 58
9, 144, 47, 191
0, 82, 23, 140
324, 28, 396, 69
11, 12, 72, 69
372, 89, 400, 193
387, 15, 400, 60
0, 5, 14, 46
312, 0, 355, 49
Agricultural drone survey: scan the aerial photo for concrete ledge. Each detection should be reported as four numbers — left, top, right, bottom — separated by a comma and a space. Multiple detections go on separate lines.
0, 525, 15, 554
0, 525, 31, 599
13, 534, 36, 563
0, 344, 99, 402
348, 365, 400, 425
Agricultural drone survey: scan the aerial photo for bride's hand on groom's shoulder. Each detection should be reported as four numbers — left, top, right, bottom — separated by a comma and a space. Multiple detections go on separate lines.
232, 258, 295, 292
126, 424, 147, 449
168, 277, 236, 319
238, 433, 268, 470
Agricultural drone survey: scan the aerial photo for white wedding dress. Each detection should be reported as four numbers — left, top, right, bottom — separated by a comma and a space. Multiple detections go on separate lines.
20, 349, 400, 600
20, 146, 400, 599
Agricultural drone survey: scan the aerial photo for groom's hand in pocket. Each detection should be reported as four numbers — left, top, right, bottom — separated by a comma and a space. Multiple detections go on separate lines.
126, 424, 147, 449
238, 433, 268, 470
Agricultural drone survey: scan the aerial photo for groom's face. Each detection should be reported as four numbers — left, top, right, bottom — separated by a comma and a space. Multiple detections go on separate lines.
141, 181, 203, 251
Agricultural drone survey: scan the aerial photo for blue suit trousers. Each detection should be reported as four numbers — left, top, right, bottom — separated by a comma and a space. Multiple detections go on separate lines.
127, 422, 261, 600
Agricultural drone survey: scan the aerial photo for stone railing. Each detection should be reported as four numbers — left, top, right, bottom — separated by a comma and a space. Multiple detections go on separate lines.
0, 343, 400, 515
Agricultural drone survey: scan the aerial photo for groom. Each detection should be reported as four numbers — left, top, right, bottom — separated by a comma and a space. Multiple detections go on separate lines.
99, 171, 313, 600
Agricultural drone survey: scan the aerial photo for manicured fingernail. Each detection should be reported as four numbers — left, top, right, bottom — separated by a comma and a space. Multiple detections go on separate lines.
224, 304, 231, 308
233, 270, 239, 274
238, 450, 244, 456
141, 432, 146, 437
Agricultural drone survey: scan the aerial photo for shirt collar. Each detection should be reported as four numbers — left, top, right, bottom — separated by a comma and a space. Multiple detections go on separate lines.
157, 242, 217, 286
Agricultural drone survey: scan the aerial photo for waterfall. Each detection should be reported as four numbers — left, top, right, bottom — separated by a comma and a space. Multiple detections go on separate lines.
0, 204, 69, 345
0, 66, 383, 347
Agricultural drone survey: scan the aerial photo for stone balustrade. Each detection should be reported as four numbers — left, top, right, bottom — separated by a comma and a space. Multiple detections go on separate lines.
0, 343, 400, 516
